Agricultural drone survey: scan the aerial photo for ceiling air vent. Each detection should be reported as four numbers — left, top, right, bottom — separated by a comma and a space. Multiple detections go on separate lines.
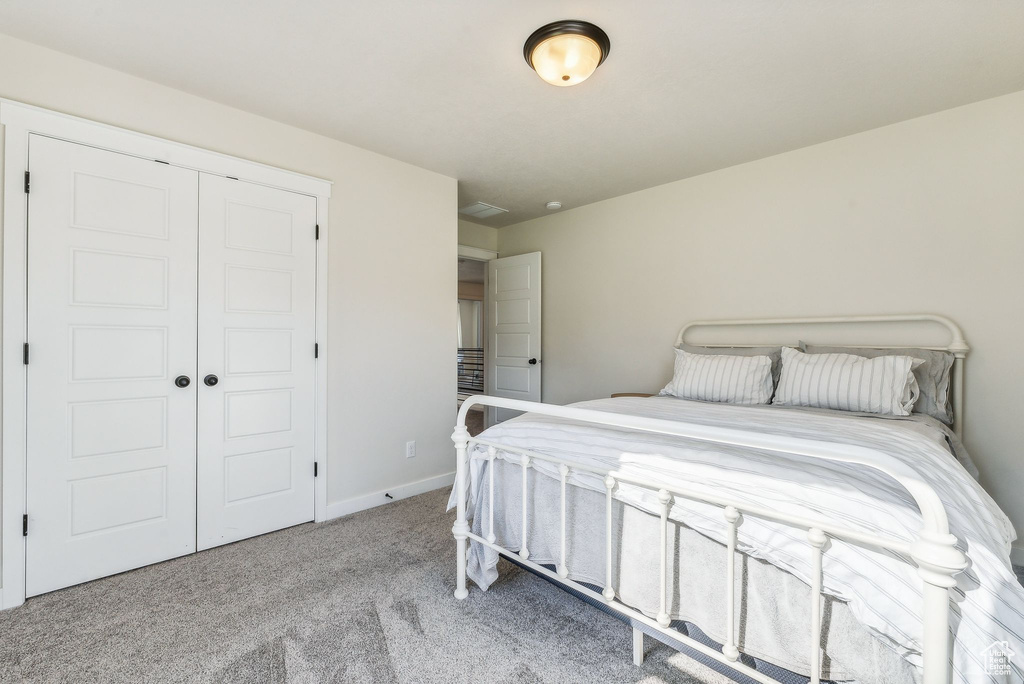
459, 202, 509, 219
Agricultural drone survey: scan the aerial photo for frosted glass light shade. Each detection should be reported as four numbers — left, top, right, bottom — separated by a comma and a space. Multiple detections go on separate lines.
530, 34, 603, 87
524, 21, 610, 88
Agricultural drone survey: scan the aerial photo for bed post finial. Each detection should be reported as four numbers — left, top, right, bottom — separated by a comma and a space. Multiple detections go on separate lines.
452, 425, 471, 600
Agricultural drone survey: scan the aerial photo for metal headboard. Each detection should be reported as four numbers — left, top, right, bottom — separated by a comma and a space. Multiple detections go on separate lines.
675, 314, 969, 439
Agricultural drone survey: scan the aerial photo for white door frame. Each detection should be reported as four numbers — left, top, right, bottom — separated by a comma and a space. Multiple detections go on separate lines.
0, 100, 332, 609
457, 245, 497, 262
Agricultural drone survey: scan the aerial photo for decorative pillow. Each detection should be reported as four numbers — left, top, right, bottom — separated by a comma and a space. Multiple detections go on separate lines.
679, 344, 784, 387
774, 346, 922, 416
660, 348, 773, 405
801, 343, 954, 425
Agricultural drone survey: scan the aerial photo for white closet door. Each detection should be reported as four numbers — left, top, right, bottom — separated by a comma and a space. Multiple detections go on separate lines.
197, 174, 317, 551
25, 135, 199, 596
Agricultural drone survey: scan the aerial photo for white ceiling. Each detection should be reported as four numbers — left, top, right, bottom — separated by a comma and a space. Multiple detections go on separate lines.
2, 1, 1022, 227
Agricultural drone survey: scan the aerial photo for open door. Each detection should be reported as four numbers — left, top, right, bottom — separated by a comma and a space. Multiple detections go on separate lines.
485, 252, 541, 424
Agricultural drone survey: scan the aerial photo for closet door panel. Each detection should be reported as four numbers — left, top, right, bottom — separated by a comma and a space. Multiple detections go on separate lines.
197, 174, 317, 551
25, 135, 199, 596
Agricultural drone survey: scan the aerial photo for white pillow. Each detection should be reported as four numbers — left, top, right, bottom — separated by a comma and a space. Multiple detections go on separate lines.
773, 346, 922, 416
659, 348, 773, 405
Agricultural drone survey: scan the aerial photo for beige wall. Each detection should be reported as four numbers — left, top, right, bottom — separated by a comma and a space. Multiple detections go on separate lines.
0, 33, 457, 587
499, 90, 1024, 552
458, 219, 498, 252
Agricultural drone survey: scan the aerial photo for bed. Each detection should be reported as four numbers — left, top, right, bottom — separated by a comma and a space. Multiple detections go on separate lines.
448, 315, 1024, 684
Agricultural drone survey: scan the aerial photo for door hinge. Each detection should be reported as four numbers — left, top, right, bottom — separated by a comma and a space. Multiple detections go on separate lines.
23, 343, 29, 365
315, 224, 320, 240
314, 462, 319, 477
24, 171, 30, 194
314, 343, 319, 359
23, 514, 28, 536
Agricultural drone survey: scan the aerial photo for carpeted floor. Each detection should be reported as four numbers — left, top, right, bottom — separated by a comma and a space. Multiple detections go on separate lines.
0, 488, 732, 683
465, 408, 485, 437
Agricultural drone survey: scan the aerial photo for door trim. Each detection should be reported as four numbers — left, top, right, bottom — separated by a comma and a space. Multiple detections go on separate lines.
1, 99, 332, 609
457, 245, 497, 261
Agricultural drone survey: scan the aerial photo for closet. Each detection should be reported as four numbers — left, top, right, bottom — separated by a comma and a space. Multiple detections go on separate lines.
21, 134, 320, 596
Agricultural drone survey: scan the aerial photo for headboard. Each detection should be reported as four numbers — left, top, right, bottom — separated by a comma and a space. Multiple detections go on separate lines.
675, 314, 970, 439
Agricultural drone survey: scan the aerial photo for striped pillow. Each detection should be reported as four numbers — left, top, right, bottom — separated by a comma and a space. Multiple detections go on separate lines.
660, 348, 773, 405
801, 343, 954, 424
773, 346, 922, 416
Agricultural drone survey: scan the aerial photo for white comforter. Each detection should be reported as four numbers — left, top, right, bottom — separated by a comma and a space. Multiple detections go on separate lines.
450, 397, 1024, 683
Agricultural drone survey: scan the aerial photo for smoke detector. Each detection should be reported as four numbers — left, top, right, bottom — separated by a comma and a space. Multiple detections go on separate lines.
459, 202, 509, 219
546, 201, 562, 210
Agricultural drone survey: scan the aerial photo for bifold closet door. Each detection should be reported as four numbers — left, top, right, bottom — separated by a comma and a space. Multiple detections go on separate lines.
25, 135, 199, 597
196, 174, 317, 551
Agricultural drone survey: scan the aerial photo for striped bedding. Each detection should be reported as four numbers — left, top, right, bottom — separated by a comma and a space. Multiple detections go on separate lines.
452, 397, 1023, 683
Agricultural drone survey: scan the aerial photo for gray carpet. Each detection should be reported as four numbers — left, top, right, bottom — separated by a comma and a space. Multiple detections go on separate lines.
0, 488, 731, 683
465, 409, 485, 437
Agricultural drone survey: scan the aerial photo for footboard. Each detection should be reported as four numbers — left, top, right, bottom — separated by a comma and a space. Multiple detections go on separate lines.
451, 395, 967, 684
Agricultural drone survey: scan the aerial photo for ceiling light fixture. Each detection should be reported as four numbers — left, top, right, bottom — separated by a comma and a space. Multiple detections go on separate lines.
524, 20, 610, 87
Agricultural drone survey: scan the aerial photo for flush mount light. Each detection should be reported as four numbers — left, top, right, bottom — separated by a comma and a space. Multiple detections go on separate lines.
524, 20, 610, 87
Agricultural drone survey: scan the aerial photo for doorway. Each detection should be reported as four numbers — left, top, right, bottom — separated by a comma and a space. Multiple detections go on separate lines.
455, 246, 542, 431
457, 254, 487, 435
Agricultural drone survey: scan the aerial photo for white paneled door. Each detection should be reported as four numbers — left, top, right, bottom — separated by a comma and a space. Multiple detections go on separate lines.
26, 135, 199, 597
486, 252, 541, 424
196, 174, 317, 551
24, 137, 319, 596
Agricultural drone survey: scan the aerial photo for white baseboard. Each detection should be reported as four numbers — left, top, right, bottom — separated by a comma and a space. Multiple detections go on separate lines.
1011, 543, 1024, 567
321, 470, 456, 522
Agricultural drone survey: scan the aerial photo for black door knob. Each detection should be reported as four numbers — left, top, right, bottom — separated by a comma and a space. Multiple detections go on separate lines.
174, 375, 191, 388
204, 374, 219, 387
528, 358, 538, 365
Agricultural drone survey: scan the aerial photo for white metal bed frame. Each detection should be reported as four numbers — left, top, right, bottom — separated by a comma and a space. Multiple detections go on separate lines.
452, 315, 970, 684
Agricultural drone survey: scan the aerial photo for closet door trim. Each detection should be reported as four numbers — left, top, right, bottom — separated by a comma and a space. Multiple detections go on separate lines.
0, 99, 331, 609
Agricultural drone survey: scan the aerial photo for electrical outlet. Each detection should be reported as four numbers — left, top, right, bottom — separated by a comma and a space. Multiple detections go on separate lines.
405, 440, 416, 459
